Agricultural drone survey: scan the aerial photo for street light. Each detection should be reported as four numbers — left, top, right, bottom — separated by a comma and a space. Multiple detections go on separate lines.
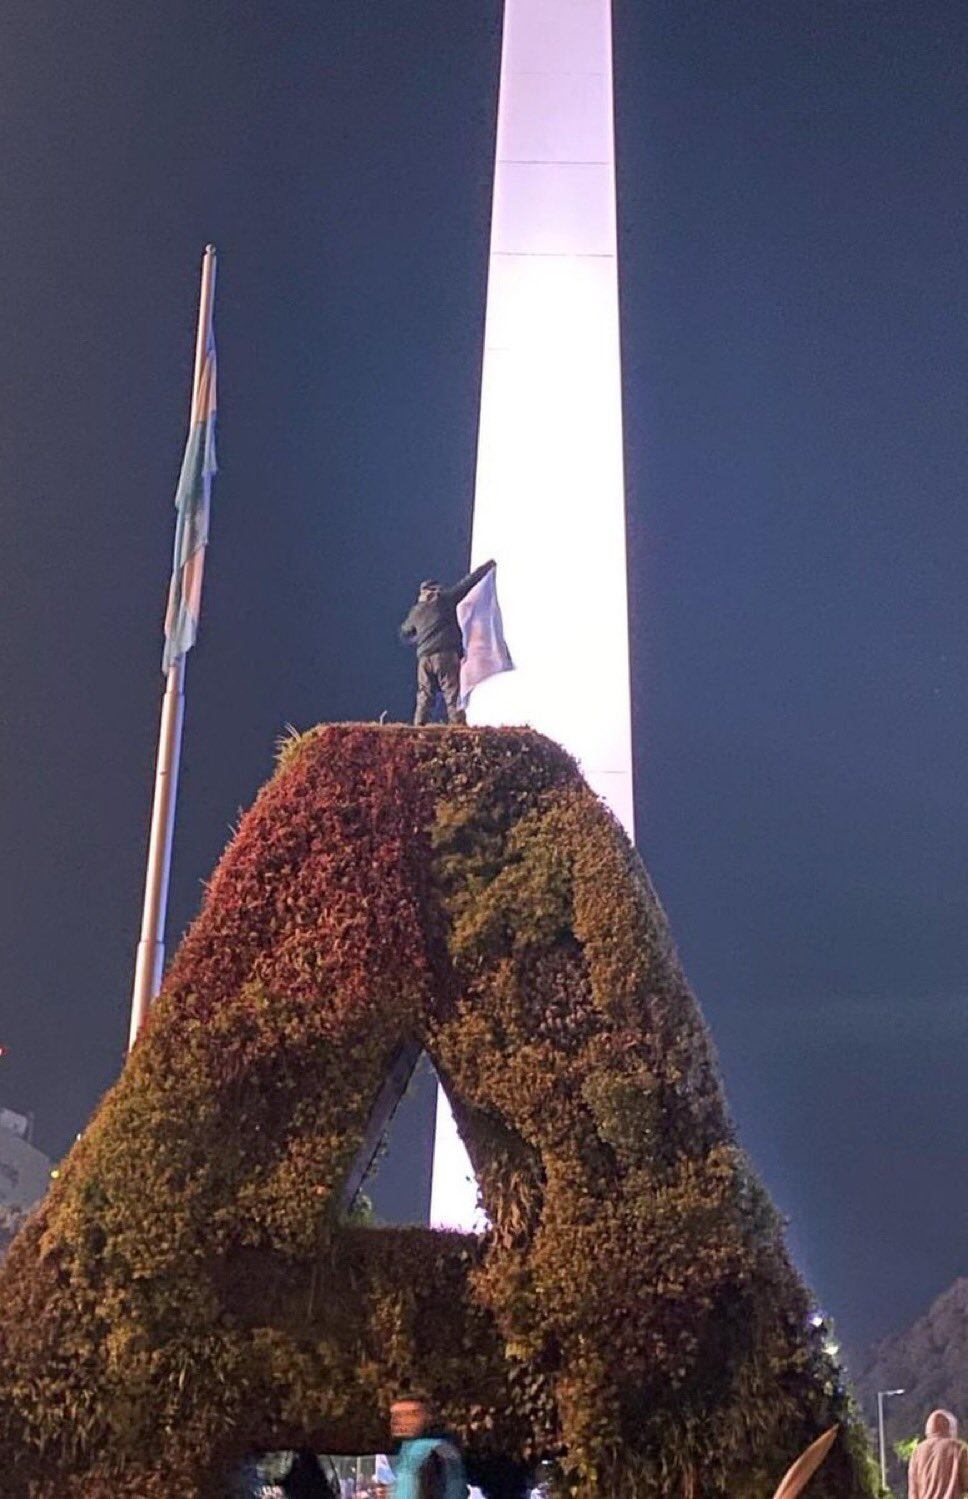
878, 1388, 906, 1492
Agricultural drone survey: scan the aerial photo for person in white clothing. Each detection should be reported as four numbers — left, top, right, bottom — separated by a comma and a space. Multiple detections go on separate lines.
908, 1410, 968, 1499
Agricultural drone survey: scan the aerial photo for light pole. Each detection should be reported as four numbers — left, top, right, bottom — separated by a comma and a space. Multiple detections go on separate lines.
878, 1388, 905, 1492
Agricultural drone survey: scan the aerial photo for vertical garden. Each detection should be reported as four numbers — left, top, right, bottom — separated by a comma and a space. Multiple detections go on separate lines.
0, 724, 876, 1496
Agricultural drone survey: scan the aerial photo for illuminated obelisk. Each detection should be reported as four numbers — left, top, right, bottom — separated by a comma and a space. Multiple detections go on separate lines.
431, 0, 634, 1229
467, 0, 634, 833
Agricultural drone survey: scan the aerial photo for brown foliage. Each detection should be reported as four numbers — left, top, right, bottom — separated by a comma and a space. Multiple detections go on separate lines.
0, 725, 875, 1496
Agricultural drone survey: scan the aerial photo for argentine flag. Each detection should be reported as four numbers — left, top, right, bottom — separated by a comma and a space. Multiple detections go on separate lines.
162, 276, 217, 673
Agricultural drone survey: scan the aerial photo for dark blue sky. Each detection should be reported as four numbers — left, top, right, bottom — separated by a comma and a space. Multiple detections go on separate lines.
1, 0, 965, 1360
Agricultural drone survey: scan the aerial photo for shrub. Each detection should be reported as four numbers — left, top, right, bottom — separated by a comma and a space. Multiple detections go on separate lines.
0, 725, 875, 1496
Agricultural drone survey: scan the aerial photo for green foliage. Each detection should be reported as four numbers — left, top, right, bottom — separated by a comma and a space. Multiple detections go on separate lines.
0, 725, 877, 1496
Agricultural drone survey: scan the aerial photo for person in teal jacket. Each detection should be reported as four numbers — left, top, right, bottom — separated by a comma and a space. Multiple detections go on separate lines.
389, 1392, 467, 1499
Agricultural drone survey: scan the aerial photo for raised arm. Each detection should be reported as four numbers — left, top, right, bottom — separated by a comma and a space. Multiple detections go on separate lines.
447, 558, 496, 604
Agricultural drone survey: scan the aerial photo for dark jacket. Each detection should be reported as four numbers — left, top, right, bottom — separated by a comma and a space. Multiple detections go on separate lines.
400, 560, 495, 659
418, 1447, 445, 1499
281, 1448, 335, 1499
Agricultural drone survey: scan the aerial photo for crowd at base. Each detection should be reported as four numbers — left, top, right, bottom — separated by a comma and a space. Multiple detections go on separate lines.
235, 1451, 548, 1499
232, 1406, 968, 1499
232, 1393, 542, 1499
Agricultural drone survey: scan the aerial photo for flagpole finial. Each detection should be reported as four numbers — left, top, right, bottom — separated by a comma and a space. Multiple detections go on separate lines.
204, 243, 216, 256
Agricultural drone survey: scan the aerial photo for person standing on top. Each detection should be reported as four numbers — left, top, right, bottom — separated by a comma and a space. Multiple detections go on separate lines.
400, 560, 496, 725
389, 1391, 467, 1499
908, 1410, 968, 1499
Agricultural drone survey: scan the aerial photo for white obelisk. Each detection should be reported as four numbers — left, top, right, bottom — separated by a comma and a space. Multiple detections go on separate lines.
431, 0, 634, 1229
467, 0, 634, 833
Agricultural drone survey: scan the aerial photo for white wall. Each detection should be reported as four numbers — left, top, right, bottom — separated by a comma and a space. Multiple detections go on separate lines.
0, 1127, 51, 1212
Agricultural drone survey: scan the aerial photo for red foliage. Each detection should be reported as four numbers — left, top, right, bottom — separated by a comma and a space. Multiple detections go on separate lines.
162, 724, 440, 1034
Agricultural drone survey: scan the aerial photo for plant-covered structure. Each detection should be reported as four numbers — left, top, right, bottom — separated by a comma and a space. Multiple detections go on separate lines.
0, 725, 875, 1496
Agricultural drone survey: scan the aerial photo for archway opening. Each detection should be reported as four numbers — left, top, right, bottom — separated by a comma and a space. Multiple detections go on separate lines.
343, 1045, 487, 1234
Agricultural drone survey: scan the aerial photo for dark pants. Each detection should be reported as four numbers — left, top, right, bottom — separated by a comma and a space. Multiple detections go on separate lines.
415, 651, 465, 725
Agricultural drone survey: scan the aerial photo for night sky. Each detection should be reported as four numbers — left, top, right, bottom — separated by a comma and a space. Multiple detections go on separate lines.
1, 0, 966, 1363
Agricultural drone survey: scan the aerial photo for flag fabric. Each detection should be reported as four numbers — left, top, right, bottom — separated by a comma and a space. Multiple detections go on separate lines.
162, 294, 217, 673
457, 566, 514, 707
772, 1426, 839, 1499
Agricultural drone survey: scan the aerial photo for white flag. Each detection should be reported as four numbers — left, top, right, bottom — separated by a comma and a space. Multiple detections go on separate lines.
457, 567, 514, 707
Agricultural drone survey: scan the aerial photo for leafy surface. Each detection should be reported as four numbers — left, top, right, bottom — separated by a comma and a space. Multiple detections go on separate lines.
0, 725, 876, 1496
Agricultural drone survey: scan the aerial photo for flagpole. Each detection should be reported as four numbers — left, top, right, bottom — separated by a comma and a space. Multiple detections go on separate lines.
129, 245, 217, 1050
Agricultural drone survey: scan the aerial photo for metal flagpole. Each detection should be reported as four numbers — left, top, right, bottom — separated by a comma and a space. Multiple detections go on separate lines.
129, 245, 217, 1050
